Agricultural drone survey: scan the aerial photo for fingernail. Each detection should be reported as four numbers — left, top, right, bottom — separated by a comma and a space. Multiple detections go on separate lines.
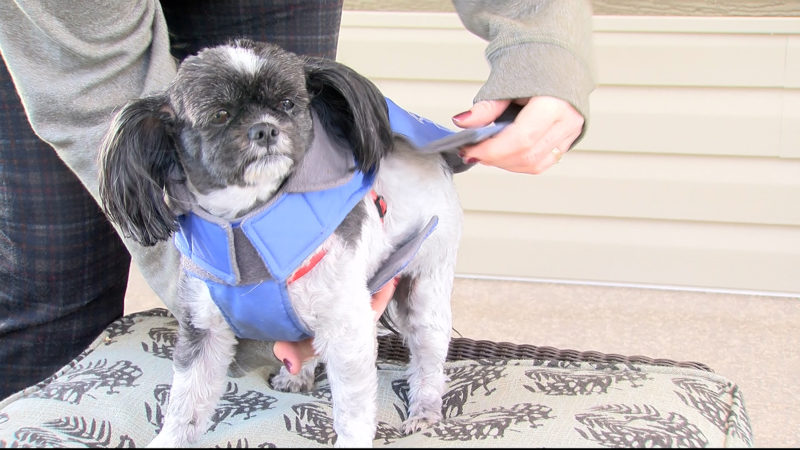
458, 149, 480, 164
283, 358, 293, 372
452, 110, 471, 123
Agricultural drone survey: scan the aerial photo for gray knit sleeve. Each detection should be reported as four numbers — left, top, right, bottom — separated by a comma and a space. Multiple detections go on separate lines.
0, 0, 181, 309
451, 0, 595, 132
0, 1, 176, 196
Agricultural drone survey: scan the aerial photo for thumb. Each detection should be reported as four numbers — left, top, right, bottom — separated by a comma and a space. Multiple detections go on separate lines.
273, 338, 316, 375
452, 99, 512, 129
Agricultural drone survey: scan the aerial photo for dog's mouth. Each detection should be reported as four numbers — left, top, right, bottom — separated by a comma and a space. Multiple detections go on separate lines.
241, 153, 294, 186
243, 146, 293, 168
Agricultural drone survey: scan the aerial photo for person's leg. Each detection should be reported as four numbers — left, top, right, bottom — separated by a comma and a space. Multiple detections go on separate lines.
0, 64, 130, 399
159, 0, 343, 60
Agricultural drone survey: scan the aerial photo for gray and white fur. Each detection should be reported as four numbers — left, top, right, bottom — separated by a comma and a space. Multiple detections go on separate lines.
98, 39, 462, 447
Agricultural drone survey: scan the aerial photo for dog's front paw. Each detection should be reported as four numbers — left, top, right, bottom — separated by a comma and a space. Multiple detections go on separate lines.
401, 411, 442, 435
148, 418, 209, 448
270, 364, 316, 393
147, 430, 184, 448
334, 435, 374, 448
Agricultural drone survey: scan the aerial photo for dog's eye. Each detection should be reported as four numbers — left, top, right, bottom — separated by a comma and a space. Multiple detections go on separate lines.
280, 99, 294, 111
210, 110, 230, 125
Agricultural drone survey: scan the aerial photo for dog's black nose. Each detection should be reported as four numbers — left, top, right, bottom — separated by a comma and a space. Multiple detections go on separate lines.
248, 123, 279, 146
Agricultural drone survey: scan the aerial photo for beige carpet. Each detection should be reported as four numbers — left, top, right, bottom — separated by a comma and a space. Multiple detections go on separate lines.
125, 266, 800, 447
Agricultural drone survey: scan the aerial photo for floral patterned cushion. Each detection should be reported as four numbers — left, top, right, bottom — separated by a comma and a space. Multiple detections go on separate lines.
0, 308, 752, 447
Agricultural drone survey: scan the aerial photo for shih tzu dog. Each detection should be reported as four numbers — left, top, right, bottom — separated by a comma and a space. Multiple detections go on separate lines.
99, 39, 464, 447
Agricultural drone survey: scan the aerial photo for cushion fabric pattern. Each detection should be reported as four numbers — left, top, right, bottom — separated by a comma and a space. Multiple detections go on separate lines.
0, 309, 753, 447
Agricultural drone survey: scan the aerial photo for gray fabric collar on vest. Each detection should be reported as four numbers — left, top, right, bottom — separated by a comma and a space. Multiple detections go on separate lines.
282, 113, 356, 194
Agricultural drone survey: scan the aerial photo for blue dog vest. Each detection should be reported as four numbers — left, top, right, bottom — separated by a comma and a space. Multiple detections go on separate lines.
174, 98, 502, 342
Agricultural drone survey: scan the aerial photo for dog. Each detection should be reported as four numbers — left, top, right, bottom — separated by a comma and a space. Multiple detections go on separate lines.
98, 39, 462, 447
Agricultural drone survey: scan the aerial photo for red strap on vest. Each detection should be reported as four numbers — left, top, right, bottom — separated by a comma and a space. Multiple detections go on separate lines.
287, 249, 328, 284
371, 190, 387, 222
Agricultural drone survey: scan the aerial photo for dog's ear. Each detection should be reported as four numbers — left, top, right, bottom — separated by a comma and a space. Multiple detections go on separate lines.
304, 57, 393, 172
99, 95, 182, 247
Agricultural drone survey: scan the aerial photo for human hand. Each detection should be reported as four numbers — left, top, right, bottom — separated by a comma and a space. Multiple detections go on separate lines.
452, 96, 584, 174
272, 278, 397, 375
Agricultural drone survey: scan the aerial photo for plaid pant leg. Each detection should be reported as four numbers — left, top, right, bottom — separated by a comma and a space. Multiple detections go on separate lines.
160, 0, 343, 60
0, 64, 130, 399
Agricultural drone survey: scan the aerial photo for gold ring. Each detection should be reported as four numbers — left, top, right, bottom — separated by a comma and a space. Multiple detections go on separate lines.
551, 147, 563, 163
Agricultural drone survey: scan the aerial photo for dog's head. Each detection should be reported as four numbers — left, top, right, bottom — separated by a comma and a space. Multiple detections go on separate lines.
99, 39, 393, 246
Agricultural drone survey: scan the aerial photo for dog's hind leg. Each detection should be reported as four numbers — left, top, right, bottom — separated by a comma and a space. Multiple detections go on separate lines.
394, 264, 454, 434
148, 278, 238, 447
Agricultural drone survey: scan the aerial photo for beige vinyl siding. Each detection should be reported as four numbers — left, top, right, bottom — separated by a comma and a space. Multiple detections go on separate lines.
344, 0, 800, 17
336, 11, 800, 295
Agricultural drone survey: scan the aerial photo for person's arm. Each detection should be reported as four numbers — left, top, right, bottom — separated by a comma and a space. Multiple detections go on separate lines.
0, 1, 176, 195
0, 1, 181, 309
450, 0, 595, 173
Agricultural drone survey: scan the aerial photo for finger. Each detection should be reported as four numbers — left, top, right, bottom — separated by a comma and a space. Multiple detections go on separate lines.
459, 99, 558, 164
452, 99, 512, 128
503, 129, 581, 174
371, 277, 397, 321
273, 338, 316, 375
460, 118, 557, 173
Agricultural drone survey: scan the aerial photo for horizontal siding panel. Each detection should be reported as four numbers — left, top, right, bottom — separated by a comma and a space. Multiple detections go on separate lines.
788, 36, 800, 88
582, 86, 791, 157
591, 15, 800, 34
337, 25, 487, 82
457, 212, 800, 294
454, 153, 800, 227
594, 32, 790, 88
340, 11, 464, 29
783, 89, 800, 158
